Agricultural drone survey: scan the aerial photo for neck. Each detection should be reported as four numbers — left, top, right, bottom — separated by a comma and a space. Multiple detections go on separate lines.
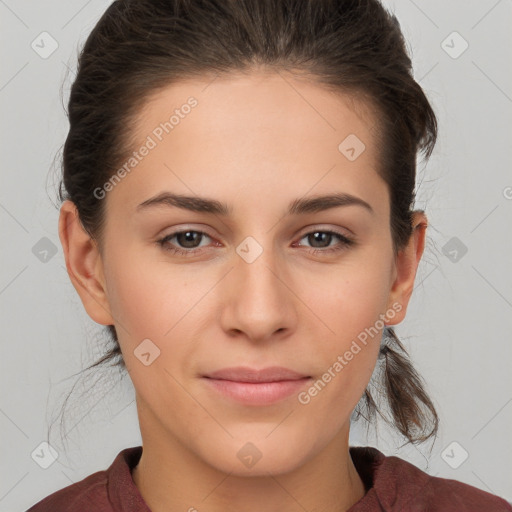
132, 421, 366, 512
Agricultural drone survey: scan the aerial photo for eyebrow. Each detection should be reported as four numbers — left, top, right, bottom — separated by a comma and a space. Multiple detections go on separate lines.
136, 191, 374, 216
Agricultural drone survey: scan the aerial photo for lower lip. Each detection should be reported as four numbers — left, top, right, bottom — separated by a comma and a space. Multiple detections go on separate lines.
202, 377, 311, 406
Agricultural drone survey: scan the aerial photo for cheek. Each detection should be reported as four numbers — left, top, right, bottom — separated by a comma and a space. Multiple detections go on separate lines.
306, 257, 392, 337
104, 239, 195, 328
299, 262, 390, 405
105, 273, 162, 340
104, 263, 198, 402
103, 249, 219, 391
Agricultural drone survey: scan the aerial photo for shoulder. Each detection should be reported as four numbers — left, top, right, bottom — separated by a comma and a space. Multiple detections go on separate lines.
26, 446, 146, 512
419, 475, 512, 511
349, 446, 512, 511
26, 469, 109, 511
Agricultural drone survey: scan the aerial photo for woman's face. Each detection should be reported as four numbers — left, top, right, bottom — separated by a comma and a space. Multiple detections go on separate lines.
62, 70, 423, 476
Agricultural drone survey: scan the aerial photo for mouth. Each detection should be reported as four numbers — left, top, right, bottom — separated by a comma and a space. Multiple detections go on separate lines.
201, 366, 312, 406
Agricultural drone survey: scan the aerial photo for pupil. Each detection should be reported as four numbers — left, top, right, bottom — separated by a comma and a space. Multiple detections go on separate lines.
179, 231, 199, 248
310, 232, 330, 248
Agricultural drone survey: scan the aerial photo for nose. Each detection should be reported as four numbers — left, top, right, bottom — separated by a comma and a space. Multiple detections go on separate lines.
219, 237, 298, 343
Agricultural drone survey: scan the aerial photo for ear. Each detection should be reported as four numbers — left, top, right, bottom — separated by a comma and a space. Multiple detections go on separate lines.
58, 200, 114, 326
385, 210, 427, 325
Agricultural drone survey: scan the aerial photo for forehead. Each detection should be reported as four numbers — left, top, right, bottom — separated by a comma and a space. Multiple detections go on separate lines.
135, 70, 379, 150
111, 71, 386, 215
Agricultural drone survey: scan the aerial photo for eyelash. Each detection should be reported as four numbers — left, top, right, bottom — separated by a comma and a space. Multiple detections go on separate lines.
156, 228, 355, 257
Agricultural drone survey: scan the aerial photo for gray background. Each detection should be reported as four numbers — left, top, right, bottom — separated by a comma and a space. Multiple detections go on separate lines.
1, 0, 511, 510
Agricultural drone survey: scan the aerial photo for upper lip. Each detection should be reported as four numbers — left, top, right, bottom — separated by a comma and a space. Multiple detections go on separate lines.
203, 366, 310, 383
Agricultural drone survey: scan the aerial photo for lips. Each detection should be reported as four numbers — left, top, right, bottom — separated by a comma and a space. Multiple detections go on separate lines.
203, 366, 309, 382
202, 366, 312, 406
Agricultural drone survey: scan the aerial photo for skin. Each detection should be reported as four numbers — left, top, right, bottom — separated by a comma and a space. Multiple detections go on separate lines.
59, 70, 427, 512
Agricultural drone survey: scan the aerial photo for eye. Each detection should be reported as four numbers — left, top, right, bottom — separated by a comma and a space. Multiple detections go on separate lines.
156, 228, 355, 257
157, 230, 213, 256
294, 229, 355, 255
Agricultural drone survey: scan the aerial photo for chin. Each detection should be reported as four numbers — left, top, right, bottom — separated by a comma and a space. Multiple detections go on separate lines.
197, 434, 315, 477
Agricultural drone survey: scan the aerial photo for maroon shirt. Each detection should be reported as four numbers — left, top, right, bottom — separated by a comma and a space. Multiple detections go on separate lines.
27, 445, 512, 511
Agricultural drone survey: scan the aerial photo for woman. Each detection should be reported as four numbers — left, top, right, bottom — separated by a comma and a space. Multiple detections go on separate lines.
27, 0, 512, 510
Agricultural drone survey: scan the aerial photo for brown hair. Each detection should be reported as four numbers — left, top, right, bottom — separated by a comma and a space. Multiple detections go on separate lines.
57, 0, 439, 446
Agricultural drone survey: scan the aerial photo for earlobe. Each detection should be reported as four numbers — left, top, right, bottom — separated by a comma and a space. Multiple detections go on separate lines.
385, 211, 428, 325
58, 200, 115, 326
